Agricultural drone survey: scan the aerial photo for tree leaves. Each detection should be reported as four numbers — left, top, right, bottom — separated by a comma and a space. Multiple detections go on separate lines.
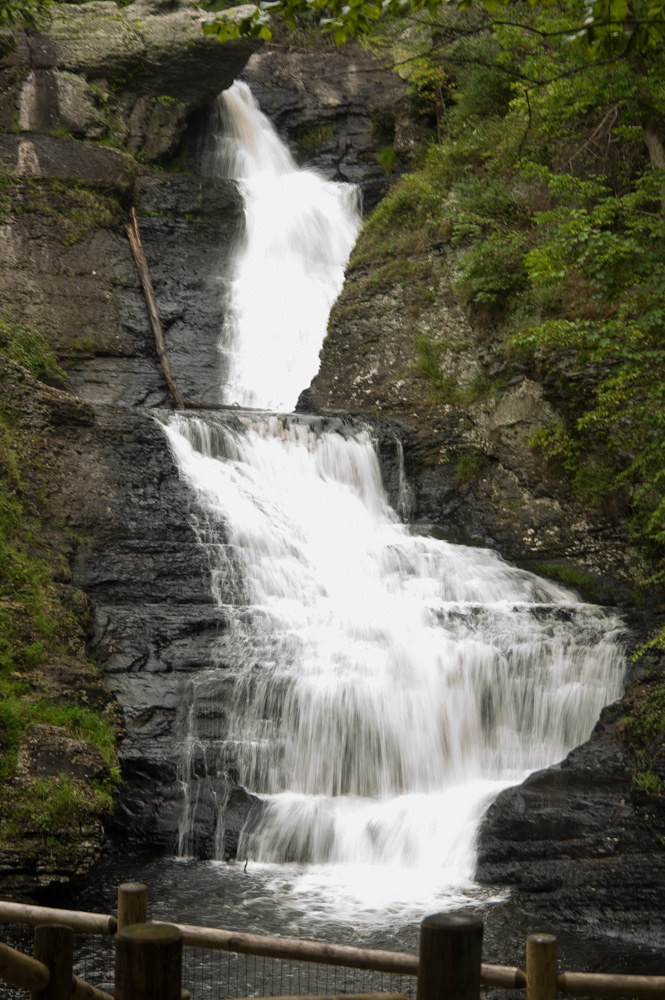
0, 0, 50, 29
201, 0, 665, 56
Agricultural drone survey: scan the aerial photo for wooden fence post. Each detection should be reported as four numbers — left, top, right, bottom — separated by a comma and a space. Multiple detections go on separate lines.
526, 933, 558, 1000
31, 923, 74, 1000
417, 913, 483, 1000
118, 882, 147, 931
115, 923, 182, 1000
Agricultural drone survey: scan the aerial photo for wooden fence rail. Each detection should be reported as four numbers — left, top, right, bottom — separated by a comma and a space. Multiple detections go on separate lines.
0, 923, 113, 1000
0, 937, 50, 992
0, 901, 116, 936
152, 919, 526, 989
72, 973, 115, 1000
1, 885, 664, 1000
558, 973, 665, 1000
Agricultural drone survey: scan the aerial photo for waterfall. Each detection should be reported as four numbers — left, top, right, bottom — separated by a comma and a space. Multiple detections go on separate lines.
161, 82, 625, 923
204, 81, 361, 412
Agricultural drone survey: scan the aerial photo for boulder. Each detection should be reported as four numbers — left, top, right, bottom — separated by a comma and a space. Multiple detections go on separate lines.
17, 0, 257, 160
476, 703, 665, 949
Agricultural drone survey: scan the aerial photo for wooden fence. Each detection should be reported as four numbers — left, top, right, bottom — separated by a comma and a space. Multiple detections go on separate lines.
0, 883, 664, 1000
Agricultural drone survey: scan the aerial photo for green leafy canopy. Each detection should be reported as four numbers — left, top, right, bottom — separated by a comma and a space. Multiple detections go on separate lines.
201, 0, 665, 55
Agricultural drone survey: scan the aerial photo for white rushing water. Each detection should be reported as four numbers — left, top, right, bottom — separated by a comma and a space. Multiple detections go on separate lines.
164, 412, 624, 923
204, 81, 361, 412
161, 82, 625, 925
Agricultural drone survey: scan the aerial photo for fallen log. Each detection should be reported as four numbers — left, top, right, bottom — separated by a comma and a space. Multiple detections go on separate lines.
125, 206, 184, 410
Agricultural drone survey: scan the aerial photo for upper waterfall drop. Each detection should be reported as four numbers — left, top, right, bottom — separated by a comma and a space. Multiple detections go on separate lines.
205, 81, 361, 413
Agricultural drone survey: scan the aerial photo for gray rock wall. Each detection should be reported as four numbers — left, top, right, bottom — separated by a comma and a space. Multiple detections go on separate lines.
0, 0, 259, 886
1, 5, 422, 870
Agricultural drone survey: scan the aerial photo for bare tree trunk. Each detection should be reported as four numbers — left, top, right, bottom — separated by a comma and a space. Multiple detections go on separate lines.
643, 119, 665, 213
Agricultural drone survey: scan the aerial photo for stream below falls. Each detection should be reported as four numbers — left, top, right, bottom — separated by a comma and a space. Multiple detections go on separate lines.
74, 80, 632, 968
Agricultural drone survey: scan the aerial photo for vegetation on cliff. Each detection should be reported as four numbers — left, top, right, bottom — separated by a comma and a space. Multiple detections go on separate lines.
0, 326, 119, 878
342, 1, 664, 596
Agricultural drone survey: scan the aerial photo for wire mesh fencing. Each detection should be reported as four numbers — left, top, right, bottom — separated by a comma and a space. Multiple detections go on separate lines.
0, 923, 33, 1000
180, 949, 416, 1000
0, 924, 416, 1000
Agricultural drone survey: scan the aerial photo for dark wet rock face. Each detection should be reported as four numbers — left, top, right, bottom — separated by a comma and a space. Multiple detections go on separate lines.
65, 406, 232, 854
0, 168, 243, 409
476, 696, 665, 951
0, 133, 138, 190
68, 174, 244, 409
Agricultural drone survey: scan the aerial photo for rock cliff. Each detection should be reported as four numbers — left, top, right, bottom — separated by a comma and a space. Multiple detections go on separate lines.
0, 1, 416, 891
0, 0, 259, 893
241, 45, 421, 210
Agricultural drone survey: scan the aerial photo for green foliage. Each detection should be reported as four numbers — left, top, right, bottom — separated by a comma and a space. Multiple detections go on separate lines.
535, 561, 596, 595
620, 679, 665, 797
0, 689, 118, 781
1, 773, 113, 848
413, 333, 453, 393
200, 0, 665, 55
350, 169, 447, 273
153, 94, 179, 107
633, 624, 665, 660
456, 451, 484, 483
626, 687, 665, 741
455, 231, 529, 313
164, 145, 189, 175
298, 124, 334, 149
200, 0, 665, 66
509, 165, 665, 581
0, 169, 121, 245
412, 332, 494, 405
568, 0, 665, 57
0, 0, 50, 29
633, 769, 664, 796
377, 144, 397, 175
0, 316, 64, 383
345, 0, 665, 587
0, 417, 118, 786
